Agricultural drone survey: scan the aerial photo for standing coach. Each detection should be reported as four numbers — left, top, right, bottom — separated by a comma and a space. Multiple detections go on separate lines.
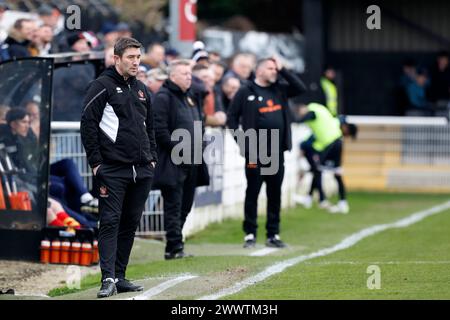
80, 37, 157, 298
152, 59, 210, 260
227, 57, 306, 249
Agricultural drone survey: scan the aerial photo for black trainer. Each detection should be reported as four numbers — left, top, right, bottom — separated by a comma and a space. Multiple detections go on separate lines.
164, 250, 193, 260
115, 279, 143, 293
243, 234, 256, 248
97, 278, 117, 298
266, 235, 286, 248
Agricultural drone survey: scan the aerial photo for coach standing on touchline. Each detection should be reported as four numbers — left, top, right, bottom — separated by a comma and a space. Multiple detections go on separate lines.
227, 56, 306, 249
81, 37, 157, 298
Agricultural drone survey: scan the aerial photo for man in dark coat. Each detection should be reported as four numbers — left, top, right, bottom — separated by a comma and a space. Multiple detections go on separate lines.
152, 59, 210, 260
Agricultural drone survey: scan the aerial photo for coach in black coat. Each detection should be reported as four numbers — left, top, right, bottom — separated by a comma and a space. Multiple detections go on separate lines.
152, 59, 209, 260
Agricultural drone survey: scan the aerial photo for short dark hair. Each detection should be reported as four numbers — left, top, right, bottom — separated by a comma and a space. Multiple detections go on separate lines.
114, 37, 142, 57
192, 63, 209, 73
6, 108, 28, 126
255, 57, 276, 71
13, 18, 32, 30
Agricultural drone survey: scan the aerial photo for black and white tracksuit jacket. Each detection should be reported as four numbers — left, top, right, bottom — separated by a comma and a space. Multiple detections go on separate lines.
80, 66, 157, 169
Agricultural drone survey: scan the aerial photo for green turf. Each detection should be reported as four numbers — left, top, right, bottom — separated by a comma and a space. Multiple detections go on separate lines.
228, 203, 450, 299
46, 192, 450, 299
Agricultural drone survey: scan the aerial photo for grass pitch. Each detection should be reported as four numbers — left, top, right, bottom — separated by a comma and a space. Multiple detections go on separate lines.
44, 192, 450, 300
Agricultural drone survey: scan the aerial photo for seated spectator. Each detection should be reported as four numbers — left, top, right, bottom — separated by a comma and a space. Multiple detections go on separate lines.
4, 18, 35, 59
24, 101, 40, 139
221, 76, 241, 112
146, 68, 168, 94
49, 158, 99, 215
47, 197, 97, 229
428, 50, 450, 106
1, 108, 38, 176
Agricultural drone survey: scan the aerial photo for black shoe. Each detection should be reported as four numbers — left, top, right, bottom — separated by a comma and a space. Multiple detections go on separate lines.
164, 250, 193, 260
97, 278, 117, 298
243, 234, 256, 248
266, 235, 286, 248
115, 279, 143, 293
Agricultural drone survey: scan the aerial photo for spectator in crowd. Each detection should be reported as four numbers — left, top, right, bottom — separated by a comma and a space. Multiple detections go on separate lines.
210, 61, 226, 85
146, 68, 168, 94
142, 42, 166, 69
0, 104, 10, 124
224, 53, 256, 83
0, 0, 10, 42
191, 41, 209, 67
27, 19, 40, 57
4, 18, 35, 59
400, 59, 417, 88
209, 51, 222, 64
101, 22, 120, 49
152, 59, 210, 260
165, 47, 180, 64
67, 32, 91, 53
24, 101, 40, 139
221, 76, 241, 112
104, 46, 115, 67
319, 65, 339, 117
37, 4, 66, 53
192, 64, 227, 127
406, 68, 434, 116
35, 24, 54, 55
428, 50, 450, 106
227, 56, 306, 249
116, 22, 132, 38
136, 65, 149, 83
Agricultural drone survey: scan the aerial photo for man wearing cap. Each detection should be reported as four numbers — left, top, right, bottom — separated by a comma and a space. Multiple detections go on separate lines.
67, 32, 91, 53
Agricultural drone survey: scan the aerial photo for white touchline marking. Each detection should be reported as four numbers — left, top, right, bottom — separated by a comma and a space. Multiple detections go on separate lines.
127, 274, 198, 300
249, 248, 280, 257
199, 200, 450, 300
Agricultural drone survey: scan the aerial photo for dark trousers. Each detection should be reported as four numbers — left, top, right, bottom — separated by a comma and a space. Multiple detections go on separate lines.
49, 159, 89, 211
96, 163, 153, 281
161, 165, 198, 253
244, 162, 285, 238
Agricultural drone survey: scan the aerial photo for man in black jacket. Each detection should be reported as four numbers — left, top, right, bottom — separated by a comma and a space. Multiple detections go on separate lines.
152, 59, 209, 260
227, 57, 306, 249
80, 37, 157, 298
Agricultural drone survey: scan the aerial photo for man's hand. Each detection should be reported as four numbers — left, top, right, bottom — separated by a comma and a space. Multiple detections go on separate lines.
93, 164, 101, 176
271, 55, 283, 71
